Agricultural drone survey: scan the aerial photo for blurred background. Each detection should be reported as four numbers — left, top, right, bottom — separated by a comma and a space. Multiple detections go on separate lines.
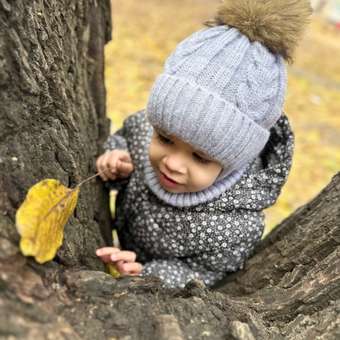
104, 0, 340, 235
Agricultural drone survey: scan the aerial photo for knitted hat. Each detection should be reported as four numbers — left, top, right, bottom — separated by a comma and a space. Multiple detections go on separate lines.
146, 0, 312, 183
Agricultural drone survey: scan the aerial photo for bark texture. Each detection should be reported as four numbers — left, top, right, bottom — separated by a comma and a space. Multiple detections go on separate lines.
0, 0, 112, 269
0, 1, 339, 339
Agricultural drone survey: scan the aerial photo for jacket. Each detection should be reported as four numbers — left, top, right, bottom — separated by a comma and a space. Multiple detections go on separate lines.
103, 109, 294, 288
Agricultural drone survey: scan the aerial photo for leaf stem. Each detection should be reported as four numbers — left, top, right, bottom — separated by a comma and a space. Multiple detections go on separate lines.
75, 170, 106, 188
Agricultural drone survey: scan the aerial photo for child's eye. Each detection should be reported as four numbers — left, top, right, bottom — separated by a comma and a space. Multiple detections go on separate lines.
193, 153, 210, 164
157, 133, 173, 145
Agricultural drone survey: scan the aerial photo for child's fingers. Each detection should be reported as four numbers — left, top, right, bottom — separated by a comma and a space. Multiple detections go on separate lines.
107, 154, 121, 177
96, 248, 141, 275
119, 151, 132, 164
117, 160, 134, 177
96, 247, 120, 257
106, 152, 132, 180
97, 254, 113, 263
103, 152, 120, 180
96, 154, 108, 181
116, 262, 143, 276
97, 153, 112, 181
96, 150, 133, 181
96, 247, 121, 264
110, 250, 136, 263
115, 260, 125, 272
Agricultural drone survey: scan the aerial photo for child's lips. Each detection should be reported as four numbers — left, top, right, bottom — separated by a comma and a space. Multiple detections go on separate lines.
162, 171, 178, 183
159, 171, 181, 188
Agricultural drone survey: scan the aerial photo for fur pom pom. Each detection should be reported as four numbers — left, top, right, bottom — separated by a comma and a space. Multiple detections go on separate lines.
205, 0, 312, 62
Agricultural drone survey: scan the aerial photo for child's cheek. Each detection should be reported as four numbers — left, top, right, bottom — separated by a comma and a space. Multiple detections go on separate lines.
190, 167, 221, 191
148, 140, 162, 170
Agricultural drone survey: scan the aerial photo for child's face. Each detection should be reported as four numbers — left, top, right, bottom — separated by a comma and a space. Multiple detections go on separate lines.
148, 127, 223, 193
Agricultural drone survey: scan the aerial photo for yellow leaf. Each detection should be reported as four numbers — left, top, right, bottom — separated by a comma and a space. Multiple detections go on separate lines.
16, 179, 79, 263
109, 189, 118, 219
107, 263, 121, 279
106, 229, 121, 278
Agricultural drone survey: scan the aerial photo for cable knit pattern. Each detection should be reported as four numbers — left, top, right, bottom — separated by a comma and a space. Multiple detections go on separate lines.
147, 74, 270, 180
146, 25, 287, 182
235, 42, 286, 129
104, 110, 294, 288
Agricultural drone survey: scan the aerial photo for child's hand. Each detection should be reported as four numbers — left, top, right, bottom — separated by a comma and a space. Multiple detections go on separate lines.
96, 247, 143, 276
96, 150, 134, 181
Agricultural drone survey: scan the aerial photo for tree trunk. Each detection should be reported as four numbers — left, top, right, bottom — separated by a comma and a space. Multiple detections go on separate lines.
0, 1, 339, 339
0, 0, 112, 269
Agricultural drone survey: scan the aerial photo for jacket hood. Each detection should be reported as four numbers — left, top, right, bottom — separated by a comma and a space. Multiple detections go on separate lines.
210, 113, 294, 212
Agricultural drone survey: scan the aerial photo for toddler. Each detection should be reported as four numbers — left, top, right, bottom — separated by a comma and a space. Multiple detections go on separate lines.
96, 0, 312, 288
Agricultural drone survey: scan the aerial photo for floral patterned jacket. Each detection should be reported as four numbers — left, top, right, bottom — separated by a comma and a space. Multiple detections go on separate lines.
103, 109, 294, 288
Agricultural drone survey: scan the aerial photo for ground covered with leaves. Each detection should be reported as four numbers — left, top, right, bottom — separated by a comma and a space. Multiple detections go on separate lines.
104, 0, 340, 233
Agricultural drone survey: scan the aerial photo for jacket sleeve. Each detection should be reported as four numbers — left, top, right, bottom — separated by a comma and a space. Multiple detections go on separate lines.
103, 109, 144, 152
141, 209, 265, 289
103, 127, 128, 152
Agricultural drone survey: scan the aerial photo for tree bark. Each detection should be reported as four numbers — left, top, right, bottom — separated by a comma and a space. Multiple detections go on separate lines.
0, 0, 112, 269
0, 1, 339, 339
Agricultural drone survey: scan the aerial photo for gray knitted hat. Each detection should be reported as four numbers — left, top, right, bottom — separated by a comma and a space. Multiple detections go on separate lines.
146, 0, 312, 185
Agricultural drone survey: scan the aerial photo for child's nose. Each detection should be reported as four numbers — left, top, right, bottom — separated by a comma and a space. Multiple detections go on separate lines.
163, 154, 187, 174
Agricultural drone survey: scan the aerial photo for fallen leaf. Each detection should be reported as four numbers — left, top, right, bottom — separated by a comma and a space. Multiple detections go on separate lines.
16, 179, 79, 263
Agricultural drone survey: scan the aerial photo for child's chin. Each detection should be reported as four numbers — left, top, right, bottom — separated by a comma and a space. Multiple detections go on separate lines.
160, 184, 185, 193
159, 182, 188, 194
160, 184, 193, 194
